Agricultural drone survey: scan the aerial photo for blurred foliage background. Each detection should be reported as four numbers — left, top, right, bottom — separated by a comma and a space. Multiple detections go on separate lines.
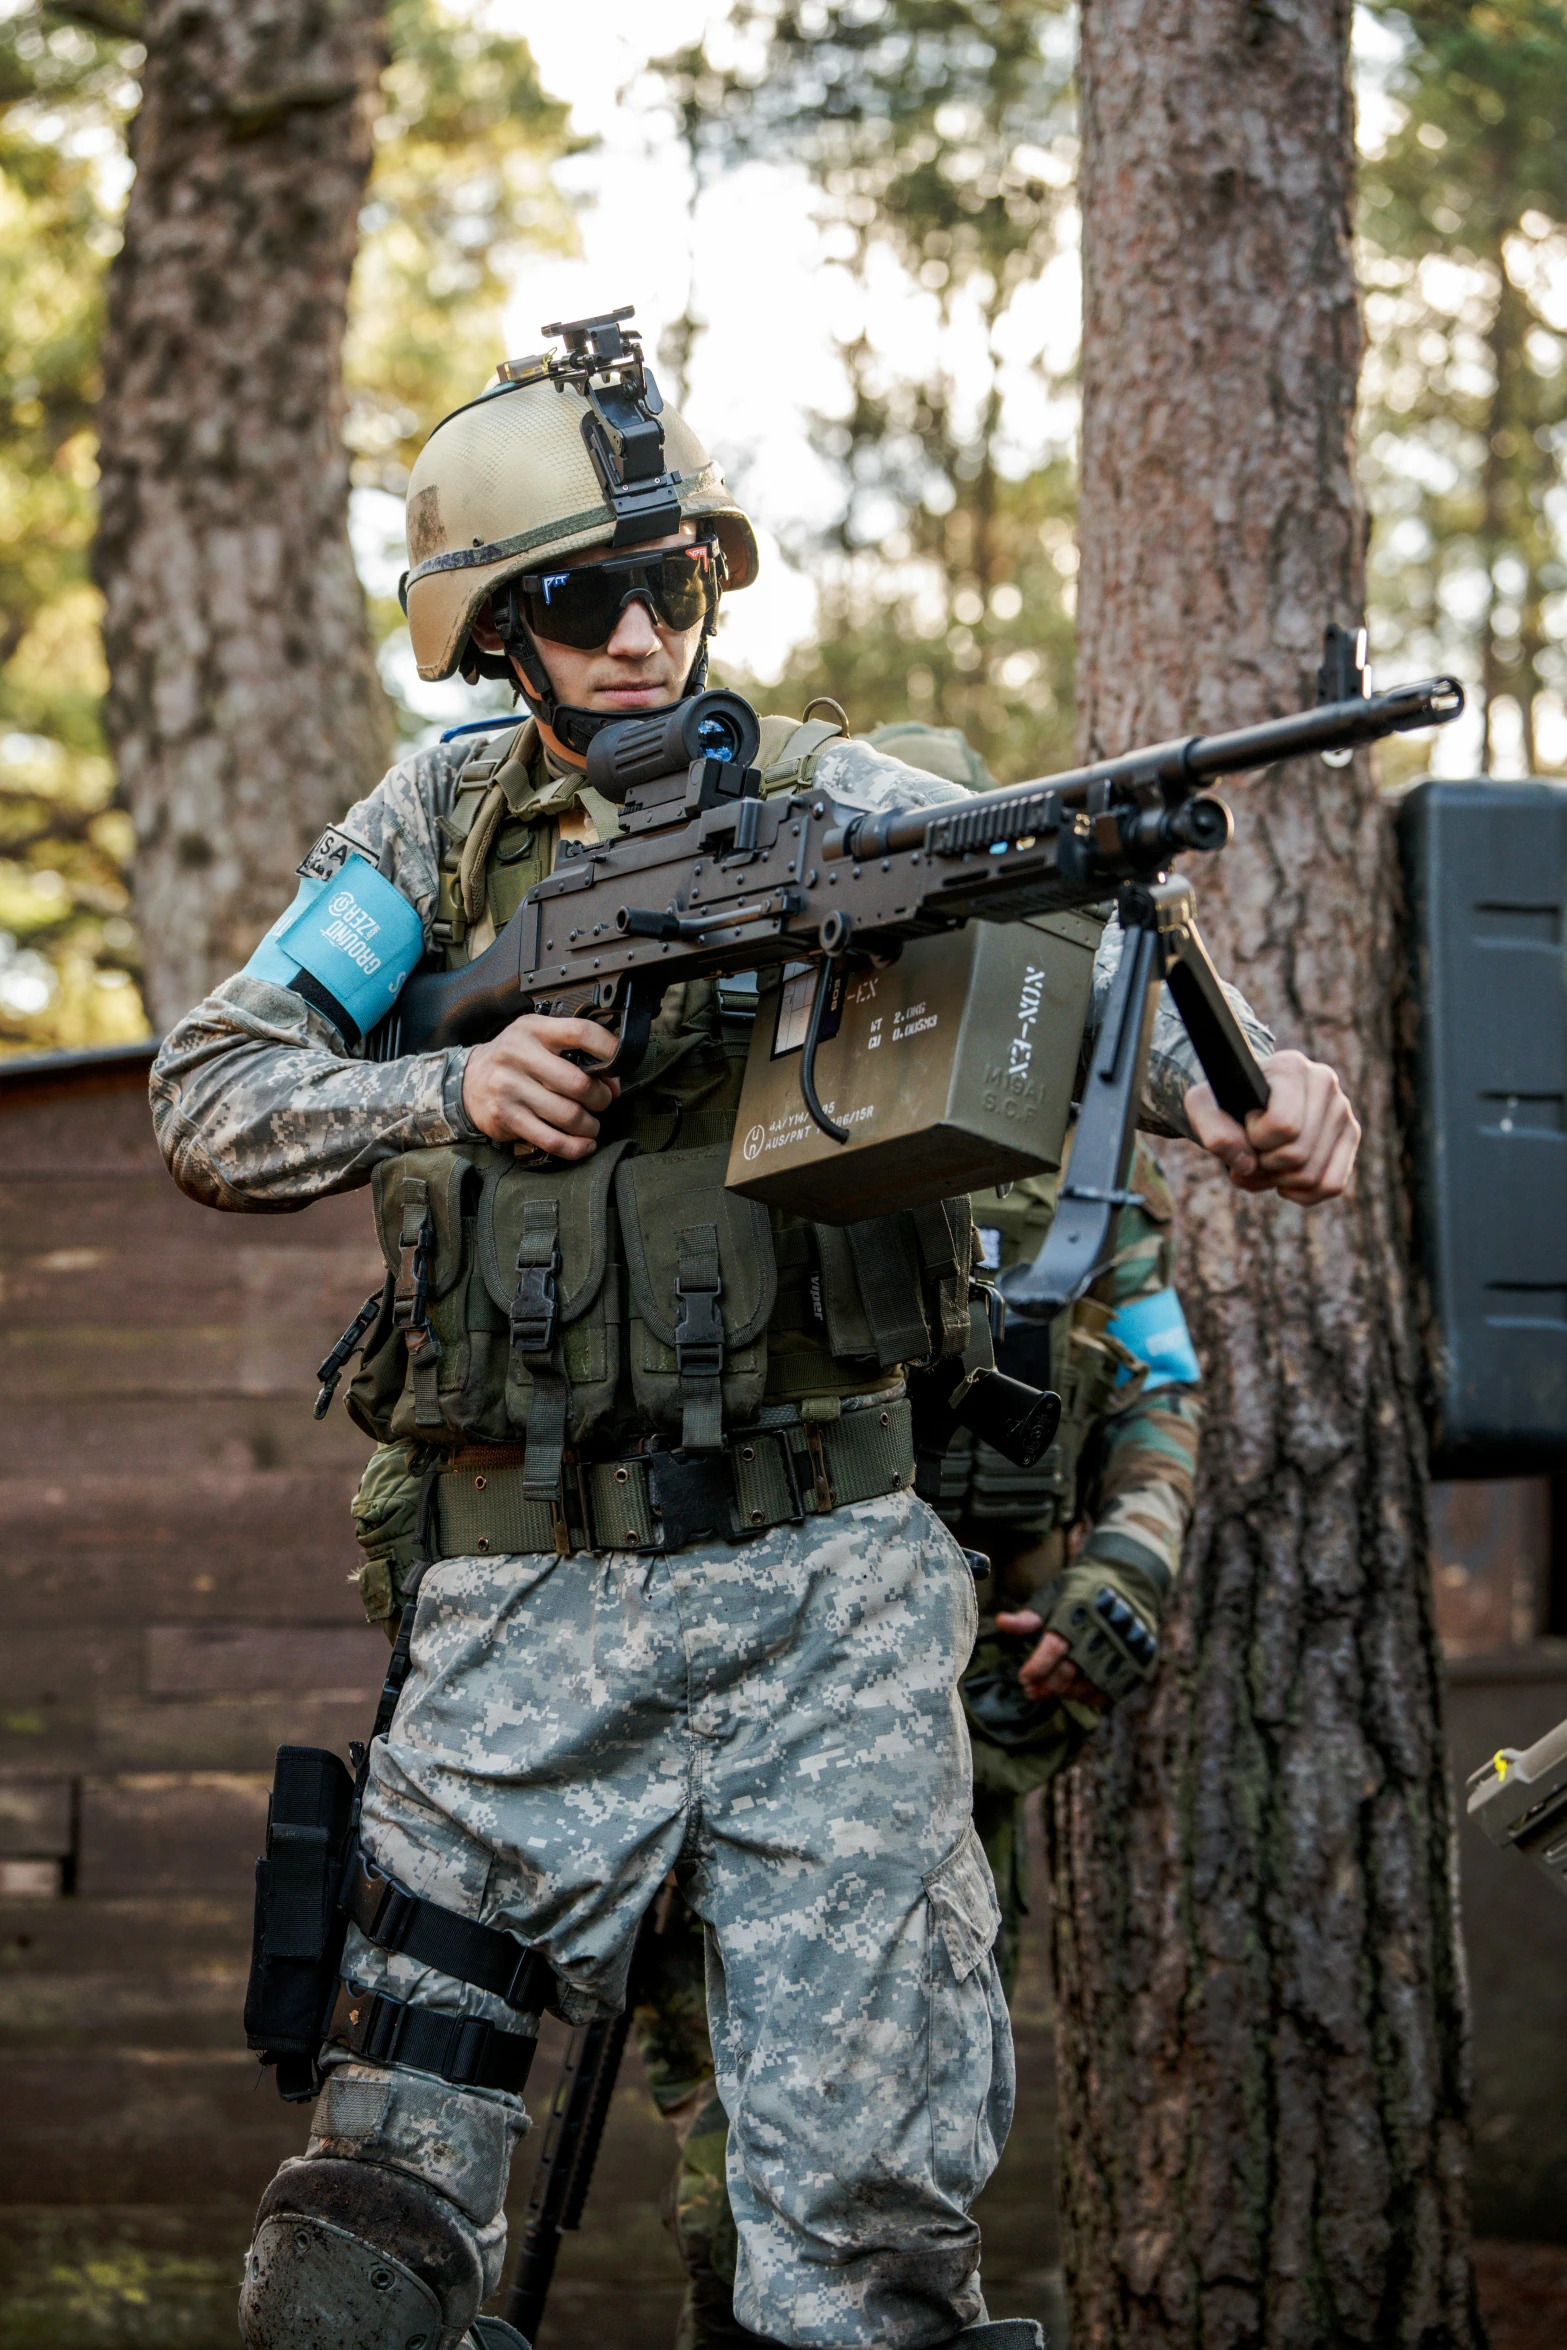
0, 0, 577, 1050
0, 0, 1563, 1050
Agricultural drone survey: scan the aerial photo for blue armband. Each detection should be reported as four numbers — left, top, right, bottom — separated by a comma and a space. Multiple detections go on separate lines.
1106, 1286, 1201, 1390
243, 828, 425, 1043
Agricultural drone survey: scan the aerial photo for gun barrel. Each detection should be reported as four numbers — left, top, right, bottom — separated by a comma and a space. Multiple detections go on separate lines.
834, 675, 1465, 863
1182, 676, 1465, 783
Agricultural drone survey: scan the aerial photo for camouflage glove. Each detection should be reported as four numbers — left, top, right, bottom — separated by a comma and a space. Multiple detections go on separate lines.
1041, 1550, 1162, 1701
350, 1441, 430, 1637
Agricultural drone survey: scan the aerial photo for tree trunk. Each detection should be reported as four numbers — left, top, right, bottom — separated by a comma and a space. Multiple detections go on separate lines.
96, 0, 393, 1030
1053, 5, 1481, 2346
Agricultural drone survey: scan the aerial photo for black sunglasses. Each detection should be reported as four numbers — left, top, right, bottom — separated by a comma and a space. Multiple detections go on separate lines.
507, 540, 722, 651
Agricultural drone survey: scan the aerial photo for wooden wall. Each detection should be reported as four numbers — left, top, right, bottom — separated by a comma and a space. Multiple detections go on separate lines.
0, 1046, 1562, 2348
0, 1045, 391, 2343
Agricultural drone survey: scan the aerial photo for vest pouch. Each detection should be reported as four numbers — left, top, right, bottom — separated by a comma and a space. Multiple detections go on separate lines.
352, 1145, 500, 1444
813, 1201, 973, 1372
615, 1143, 777, 1449
477, 1137, 636, 1497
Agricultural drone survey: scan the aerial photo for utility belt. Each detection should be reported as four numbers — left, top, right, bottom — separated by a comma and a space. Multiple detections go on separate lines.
431, 1392, 916, 1560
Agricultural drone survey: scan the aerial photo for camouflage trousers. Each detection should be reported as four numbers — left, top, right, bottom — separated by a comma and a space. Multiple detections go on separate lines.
635, 1776, 1033, 2350
337, 1490, 1013, 2349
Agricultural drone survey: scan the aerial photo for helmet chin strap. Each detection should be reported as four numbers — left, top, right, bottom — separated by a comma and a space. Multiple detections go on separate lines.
501, 606, 713, 762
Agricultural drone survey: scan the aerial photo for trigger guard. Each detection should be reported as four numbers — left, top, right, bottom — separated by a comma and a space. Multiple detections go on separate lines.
566, 977, 657, 1081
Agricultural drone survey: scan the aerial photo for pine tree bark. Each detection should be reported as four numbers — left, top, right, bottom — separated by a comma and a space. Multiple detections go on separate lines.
95, 0, 392, 1030
1053, 5, 1481, 2344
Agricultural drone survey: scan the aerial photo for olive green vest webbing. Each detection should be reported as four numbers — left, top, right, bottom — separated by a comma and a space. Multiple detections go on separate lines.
345, 714, 978, 1497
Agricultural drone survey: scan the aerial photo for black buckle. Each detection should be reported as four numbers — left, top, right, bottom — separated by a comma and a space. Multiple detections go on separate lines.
315, 1284, 386, 1419
504, 1946, 555, 2011
643, 1448, 746, 1549
393, 1219, 433, 1331
330, 1978, 403, 2064
344, 1852, 415, 1949
673, 1280, 723, 1382
510, 1255, 559, 1357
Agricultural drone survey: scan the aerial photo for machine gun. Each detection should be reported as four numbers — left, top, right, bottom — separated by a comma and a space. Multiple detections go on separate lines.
370, 644, 1461, 1317
1467, 1716, 1567, 1902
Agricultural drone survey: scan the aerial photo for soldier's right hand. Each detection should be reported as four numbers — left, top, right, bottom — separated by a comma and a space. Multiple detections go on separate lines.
461, 1015, 621, 1159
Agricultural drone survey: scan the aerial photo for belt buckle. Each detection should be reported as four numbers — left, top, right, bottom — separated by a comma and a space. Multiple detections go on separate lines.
644, 1449, 740, 1551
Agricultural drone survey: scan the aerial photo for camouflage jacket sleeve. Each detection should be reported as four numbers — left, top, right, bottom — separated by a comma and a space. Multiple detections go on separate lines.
1077, 1143, 1202, 1598
150, 739, 487, 1211
811, 737, 1276, 1141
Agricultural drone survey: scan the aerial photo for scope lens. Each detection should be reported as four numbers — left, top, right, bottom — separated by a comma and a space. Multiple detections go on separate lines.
694, 712, 743, 763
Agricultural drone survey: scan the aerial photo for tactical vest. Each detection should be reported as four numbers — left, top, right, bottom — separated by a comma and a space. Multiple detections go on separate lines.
343, 715, 976, 1552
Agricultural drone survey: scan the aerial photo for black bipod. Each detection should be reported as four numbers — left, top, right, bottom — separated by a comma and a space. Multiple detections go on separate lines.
1000, 875, 1269, 1325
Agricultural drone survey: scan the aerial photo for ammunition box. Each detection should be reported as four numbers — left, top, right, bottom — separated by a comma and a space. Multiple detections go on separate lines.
725, 911, 1103, 1222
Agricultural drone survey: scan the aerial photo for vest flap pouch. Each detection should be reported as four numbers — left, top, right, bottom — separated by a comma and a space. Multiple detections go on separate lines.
477, 1137, 635, 1328
370, 1145, 491, 1303
477, 1139, 636, 1475
615, 1146, 775, 1350
615, 1144, 777, 1447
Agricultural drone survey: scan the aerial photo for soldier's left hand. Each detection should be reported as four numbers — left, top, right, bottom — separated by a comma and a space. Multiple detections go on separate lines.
1185, 1048, 1360, 1204
992, 1610, 1112, 1710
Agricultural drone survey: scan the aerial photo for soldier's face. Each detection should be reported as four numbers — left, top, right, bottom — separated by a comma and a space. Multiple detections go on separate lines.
473, 528, 709, 722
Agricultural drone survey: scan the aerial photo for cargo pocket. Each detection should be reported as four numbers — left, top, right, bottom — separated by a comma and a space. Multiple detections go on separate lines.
923, 1823, 1012, 2205
615, 1143, 777, 1449
478, 1137, 635, 1495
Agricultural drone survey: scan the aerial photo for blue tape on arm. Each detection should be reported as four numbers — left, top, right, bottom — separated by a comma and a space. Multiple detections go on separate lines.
241, 856, 425, 1037
1107, 1287, 1201, 1390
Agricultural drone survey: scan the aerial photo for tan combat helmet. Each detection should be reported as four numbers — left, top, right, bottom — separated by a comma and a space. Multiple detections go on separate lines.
402, 308, 759, 688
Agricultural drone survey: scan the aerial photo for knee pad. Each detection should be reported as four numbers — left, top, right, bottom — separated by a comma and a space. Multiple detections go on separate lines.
956, 2325, 1045, 2349
240, 2158, 484, 2350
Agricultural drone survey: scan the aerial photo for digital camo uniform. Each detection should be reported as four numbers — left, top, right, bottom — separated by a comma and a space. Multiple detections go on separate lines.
151, 351, 1273, 2350
947, 1148, 1203, 1995
626, 736, 1207, 2350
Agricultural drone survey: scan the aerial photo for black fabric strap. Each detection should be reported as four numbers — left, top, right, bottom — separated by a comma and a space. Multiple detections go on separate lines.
674, 1223, 725, 1451
343, 1849, 554, 2015
289, 969, 361, 1046
511, 1199, 568, 1501
845, 1218, 930, 1369
327, 1979, 538, 2095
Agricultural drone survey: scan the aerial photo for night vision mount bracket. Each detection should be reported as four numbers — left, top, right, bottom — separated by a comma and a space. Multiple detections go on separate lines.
499, 307, 682, 548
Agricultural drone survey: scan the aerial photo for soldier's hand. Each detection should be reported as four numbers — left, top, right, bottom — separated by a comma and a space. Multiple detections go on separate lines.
1185, 1048, 1360, 1204
992, 1610, 1112, 1711
461, 1015, 621, 1159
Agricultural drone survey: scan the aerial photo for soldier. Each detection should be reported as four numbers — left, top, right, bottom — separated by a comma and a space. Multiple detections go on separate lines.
150, 315, 1360, 2350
